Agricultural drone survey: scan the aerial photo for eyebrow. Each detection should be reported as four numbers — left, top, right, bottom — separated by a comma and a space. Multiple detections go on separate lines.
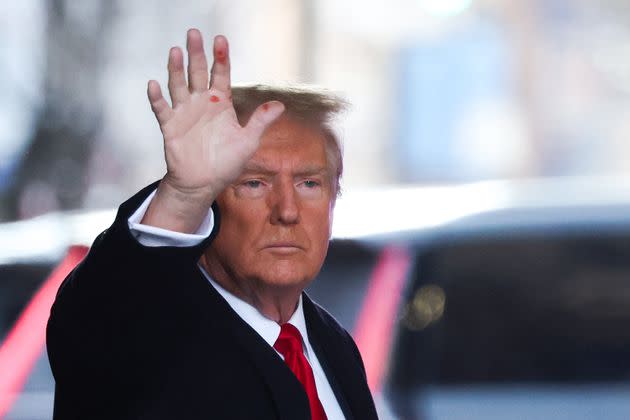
241, 162, 275, 176
241, 161, 329, 177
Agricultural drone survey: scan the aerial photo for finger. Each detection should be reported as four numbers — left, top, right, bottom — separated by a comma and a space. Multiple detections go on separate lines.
243, 101, 285, 139
209, 35, 231, 93
167, 47, 189, 106
147, 80, 174, 125
186, 28, 209, 93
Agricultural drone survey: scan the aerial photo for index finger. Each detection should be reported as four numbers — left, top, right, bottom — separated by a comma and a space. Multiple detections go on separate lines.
209, 35, 231, 93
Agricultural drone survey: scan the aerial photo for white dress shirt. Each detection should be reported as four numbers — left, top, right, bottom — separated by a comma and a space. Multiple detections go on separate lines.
128, 192, 346, 419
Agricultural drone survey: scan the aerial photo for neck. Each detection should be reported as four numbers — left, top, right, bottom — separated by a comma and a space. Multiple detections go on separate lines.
199, 255, 302, 324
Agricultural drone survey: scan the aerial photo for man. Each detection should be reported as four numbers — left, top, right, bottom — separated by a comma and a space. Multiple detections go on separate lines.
47, 29, 378, 419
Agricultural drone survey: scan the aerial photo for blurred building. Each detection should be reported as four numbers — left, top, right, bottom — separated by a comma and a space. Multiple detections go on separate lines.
2, 0, 630, 222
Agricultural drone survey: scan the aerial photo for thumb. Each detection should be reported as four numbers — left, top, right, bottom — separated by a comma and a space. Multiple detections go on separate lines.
243, 101, 285, 139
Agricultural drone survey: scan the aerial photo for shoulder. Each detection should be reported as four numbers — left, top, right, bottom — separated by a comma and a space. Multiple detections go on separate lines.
307, 297, 348, 337
302, 295, 365, 365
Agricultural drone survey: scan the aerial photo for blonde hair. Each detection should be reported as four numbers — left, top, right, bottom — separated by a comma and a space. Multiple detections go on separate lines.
232, 84, 348, 197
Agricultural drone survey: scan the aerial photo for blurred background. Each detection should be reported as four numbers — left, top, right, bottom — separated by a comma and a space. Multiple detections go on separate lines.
3, 0, 630, 221
3, 0, 630, 419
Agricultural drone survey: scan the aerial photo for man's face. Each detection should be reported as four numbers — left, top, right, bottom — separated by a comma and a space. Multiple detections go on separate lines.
205, 117, 335, 291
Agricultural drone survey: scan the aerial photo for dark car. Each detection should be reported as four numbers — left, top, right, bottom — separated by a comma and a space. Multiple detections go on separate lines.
313, 176, 630, 419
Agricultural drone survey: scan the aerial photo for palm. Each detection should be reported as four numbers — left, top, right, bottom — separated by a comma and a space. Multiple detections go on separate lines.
161, 93, 249, 191
147, 31, 284, 198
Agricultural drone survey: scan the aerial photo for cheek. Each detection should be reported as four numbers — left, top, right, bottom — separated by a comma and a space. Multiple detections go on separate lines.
221, 218, 258, 249
214, 204, 262, 253
306, 208, 333, 250
219, 195, 264, 231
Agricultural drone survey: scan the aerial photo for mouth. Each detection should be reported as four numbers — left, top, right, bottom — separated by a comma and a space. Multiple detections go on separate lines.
262, 243, 304, 253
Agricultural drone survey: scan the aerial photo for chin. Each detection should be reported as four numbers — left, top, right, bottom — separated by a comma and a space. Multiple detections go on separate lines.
248, 252, 319, 287
255, 262, 315, 289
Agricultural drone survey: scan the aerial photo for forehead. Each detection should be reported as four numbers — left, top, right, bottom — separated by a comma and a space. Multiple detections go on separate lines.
250, 117, 329, 168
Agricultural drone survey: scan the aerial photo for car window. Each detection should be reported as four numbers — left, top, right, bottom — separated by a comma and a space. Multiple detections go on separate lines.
389, 231, 630, 388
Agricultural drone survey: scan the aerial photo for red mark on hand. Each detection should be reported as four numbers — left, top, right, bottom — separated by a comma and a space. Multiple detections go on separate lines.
215, 49, 226, 62
210, 95, 220, 103
262, 103, 269, 111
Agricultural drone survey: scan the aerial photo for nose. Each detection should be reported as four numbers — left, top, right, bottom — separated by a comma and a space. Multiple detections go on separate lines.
270, 179, 299, 225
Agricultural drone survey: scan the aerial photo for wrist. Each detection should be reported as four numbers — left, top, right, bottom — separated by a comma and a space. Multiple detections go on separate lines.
140, 178, 217, 234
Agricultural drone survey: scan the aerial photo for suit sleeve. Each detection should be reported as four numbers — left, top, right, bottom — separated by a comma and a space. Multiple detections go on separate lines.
46, 181, 220, 418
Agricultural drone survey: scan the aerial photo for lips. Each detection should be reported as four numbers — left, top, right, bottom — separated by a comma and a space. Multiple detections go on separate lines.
264, 242, 302, 249
262, 242, 304, 252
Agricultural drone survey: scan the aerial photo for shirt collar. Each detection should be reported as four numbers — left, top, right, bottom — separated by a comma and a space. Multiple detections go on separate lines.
199, 265, 310, 350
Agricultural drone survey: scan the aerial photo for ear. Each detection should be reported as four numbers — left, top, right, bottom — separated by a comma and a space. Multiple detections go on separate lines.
328, 203, 335, 240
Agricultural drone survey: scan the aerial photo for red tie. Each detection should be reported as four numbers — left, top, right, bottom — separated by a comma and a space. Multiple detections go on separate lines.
274, 323, 327, 420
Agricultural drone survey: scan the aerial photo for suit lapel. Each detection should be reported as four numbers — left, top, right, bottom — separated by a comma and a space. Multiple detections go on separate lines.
308, 330, 355, 420
198, 272, 311, 420
303, 294, 377, 420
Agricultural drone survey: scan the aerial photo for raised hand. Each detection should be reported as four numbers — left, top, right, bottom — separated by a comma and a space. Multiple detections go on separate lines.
142, 29, 285, 233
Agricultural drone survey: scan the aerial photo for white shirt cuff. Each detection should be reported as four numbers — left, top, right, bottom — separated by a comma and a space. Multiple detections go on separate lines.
127, 189, 215, 247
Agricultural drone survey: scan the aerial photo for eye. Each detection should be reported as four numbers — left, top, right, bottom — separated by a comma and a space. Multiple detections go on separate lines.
302, 180, 320, 188
244, 180, 263, 188
235, 179, 267, 199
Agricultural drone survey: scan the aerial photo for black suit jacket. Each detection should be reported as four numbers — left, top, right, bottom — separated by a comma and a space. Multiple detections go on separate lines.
47, 183, 378, 419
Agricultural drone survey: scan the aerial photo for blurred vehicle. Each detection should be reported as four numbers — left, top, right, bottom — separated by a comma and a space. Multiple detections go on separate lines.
2, 176, 630, 419
326, 176, 630, 420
